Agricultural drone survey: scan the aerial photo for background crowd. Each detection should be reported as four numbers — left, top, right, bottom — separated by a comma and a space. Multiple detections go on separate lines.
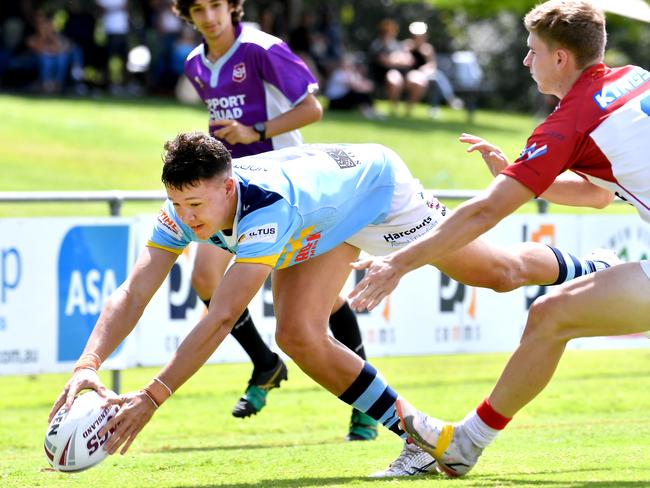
0, 0, 485, 119
1, 0, 648, 116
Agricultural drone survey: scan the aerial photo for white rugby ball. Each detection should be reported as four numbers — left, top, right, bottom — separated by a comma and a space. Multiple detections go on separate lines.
44, 390, 119, 472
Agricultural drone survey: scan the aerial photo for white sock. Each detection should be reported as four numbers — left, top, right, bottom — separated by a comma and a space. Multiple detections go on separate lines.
460, 410, 500, 449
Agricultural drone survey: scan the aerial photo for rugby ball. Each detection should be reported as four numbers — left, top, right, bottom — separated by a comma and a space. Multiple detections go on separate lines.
44, 390, 119, 472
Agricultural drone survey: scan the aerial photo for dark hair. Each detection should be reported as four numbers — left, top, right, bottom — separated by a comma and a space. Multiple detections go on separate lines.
161, 132, 232, 190
524, 0, 606, 69
173, 0, 245, 25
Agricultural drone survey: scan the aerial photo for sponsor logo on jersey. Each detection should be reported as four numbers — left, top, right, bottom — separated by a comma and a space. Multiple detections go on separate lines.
207, 94, 246, 120
157, 209, 183, 240
519, 142, 548, 162
232, 62, 246, 82
383, 216, 433, 243
323, 147, 358, 169
593, 66, 650, 110
238, 223, 278, 245
295, 231, 321, 262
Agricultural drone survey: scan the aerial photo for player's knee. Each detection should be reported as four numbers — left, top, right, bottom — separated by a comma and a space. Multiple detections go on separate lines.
523, 293, 571, 343
485, 264, 523, 293
275, 320, 328, 362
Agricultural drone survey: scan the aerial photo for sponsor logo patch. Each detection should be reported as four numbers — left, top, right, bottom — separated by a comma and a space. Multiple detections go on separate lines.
519, 142, 548, 162
323, 147, 358, 169
382, 216, 434, 244
238, 223, 278, 245
232, 62, 246, 83
157, 209, 183, 240
593, 66, 650, 110
295, 231, 321, 262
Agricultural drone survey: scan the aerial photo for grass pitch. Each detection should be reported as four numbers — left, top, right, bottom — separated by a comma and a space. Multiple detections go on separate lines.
1, 350, 649, 487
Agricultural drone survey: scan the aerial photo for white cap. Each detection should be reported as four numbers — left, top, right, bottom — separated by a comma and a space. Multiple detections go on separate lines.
408, 21, 428, 36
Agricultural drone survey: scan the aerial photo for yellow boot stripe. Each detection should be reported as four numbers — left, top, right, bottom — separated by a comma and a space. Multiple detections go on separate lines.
432, 424, 454, 459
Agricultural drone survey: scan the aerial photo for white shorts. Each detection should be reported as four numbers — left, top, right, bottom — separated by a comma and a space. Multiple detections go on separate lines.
346, 151, 446, 256
640, 260, 650, 280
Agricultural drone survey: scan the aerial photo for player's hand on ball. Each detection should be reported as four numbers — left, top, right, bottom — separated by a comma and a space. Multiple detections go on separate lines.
100, 391, 157, 455
349, 256, 402, 312
459, 133, 509, 176
48, 368, 112, 423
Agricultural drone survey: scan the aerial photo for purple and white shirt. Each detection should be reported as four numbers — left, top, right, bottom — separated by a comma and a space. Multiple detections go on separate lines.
184, 23, 319, 157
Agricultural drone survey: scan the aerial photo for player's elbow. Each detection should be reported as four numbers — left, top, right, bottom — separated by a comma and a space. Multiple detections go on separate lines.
590, 189, 615, 209
303, 94, 323, 122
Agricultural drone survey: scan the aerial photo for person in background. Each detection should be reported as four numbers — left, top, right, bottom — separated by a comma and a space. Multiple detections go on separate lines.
402, 21, 462, 118
26, 10, 74, 94
96, 0, 129, 94
325, 52, 382, 120
367, 18, 413, 116
172, 0, 378, 441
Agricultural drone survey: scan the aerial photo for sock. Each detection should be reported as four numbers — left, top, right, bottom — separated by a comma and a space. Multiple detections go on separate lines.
462, 398, 511, 449
329, 301, 366, 360
338, 362, 407, 440
202, 299, 276, 372
548, 246, 605, 285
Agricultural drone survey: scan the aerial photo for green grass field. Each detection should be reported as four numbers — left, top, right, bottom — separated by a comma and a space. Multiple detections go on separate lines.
0, 93, 636, 219
1, 350, 649, 487
1, 95, 647, 486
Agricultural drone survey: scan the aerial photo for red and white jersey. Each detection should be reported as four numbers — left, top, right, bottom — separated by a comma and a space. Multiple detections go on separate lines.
502, 63, 650, 222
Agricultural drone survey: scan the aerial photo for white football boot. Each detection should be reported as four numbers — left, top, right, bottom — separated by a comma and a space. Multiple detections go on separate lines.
396, 399, 482, 477
583, 248, 623, 271
370, 441, 438, 477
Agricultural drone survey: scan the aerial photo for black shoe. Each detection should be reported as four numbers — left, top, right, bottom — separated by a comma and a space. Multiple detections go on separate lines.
232, 355, 288, 418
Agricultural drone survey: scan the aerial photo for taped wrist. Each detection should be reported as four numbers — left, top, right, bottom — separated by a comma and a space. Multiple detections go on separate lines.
73, 352, 102, 373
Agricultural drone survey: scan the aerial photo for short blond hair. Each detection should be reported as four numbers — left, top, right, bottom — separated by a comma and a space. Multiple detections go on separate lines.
524, 0, 606, 68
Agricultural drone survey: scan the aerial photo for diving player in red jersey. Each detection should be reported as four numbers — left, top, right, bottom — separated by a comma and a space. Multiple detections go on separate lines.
350, 0, 650, 477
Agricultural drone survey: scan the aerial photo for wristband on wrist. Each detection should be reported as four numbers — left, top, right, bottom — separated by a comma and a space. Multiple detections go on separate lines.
142, 377, 173, 407
73, 352, 102, 373
141, 389, 159, 409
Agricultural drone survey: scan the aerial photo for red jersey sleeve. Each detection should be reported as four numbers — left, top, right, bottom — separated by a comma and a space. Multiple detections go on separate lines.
501, 107, 581, 197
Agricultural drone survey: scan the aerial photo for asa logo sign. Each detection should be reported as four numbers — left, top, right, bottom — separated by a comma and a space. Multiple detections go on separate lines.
57, 225, 130, 361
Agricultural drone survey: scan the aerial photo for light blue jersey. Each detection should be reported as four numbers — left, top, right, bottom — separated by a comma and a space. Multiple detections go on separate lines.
148, 144, 401, 269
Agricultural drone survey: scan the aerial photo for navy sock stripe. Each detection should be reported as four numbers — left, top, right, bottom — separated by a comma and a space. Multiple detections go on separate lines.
366, 386, 398, 419
549, 246, 567, 285
388, 419, 405, 437
339, 362, 377, 404
569, 253, 583, 278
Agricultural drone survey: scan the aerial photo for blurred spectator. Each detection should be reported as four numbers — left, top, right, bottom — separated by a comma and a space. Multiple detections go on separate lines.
448, 50, 483, 121
26, 10, 75, 94
63, 0, 100, 93
0, 2, 36, 88
325, 53, 382, 120
367, 18, 413, 115
96, 0, 129, 94
288, 12, 323, 85
403, 21, 463, 118
314, 6, 343, 77
149, 0, 183, 94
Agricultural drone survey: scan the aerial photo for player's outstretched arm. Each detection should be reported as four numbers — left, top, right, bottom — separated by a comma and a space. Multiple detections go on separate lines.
459, 133, 510, 176
99, 261, 272, 455
48, 246, 177, 422
350, 175, 534, 311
